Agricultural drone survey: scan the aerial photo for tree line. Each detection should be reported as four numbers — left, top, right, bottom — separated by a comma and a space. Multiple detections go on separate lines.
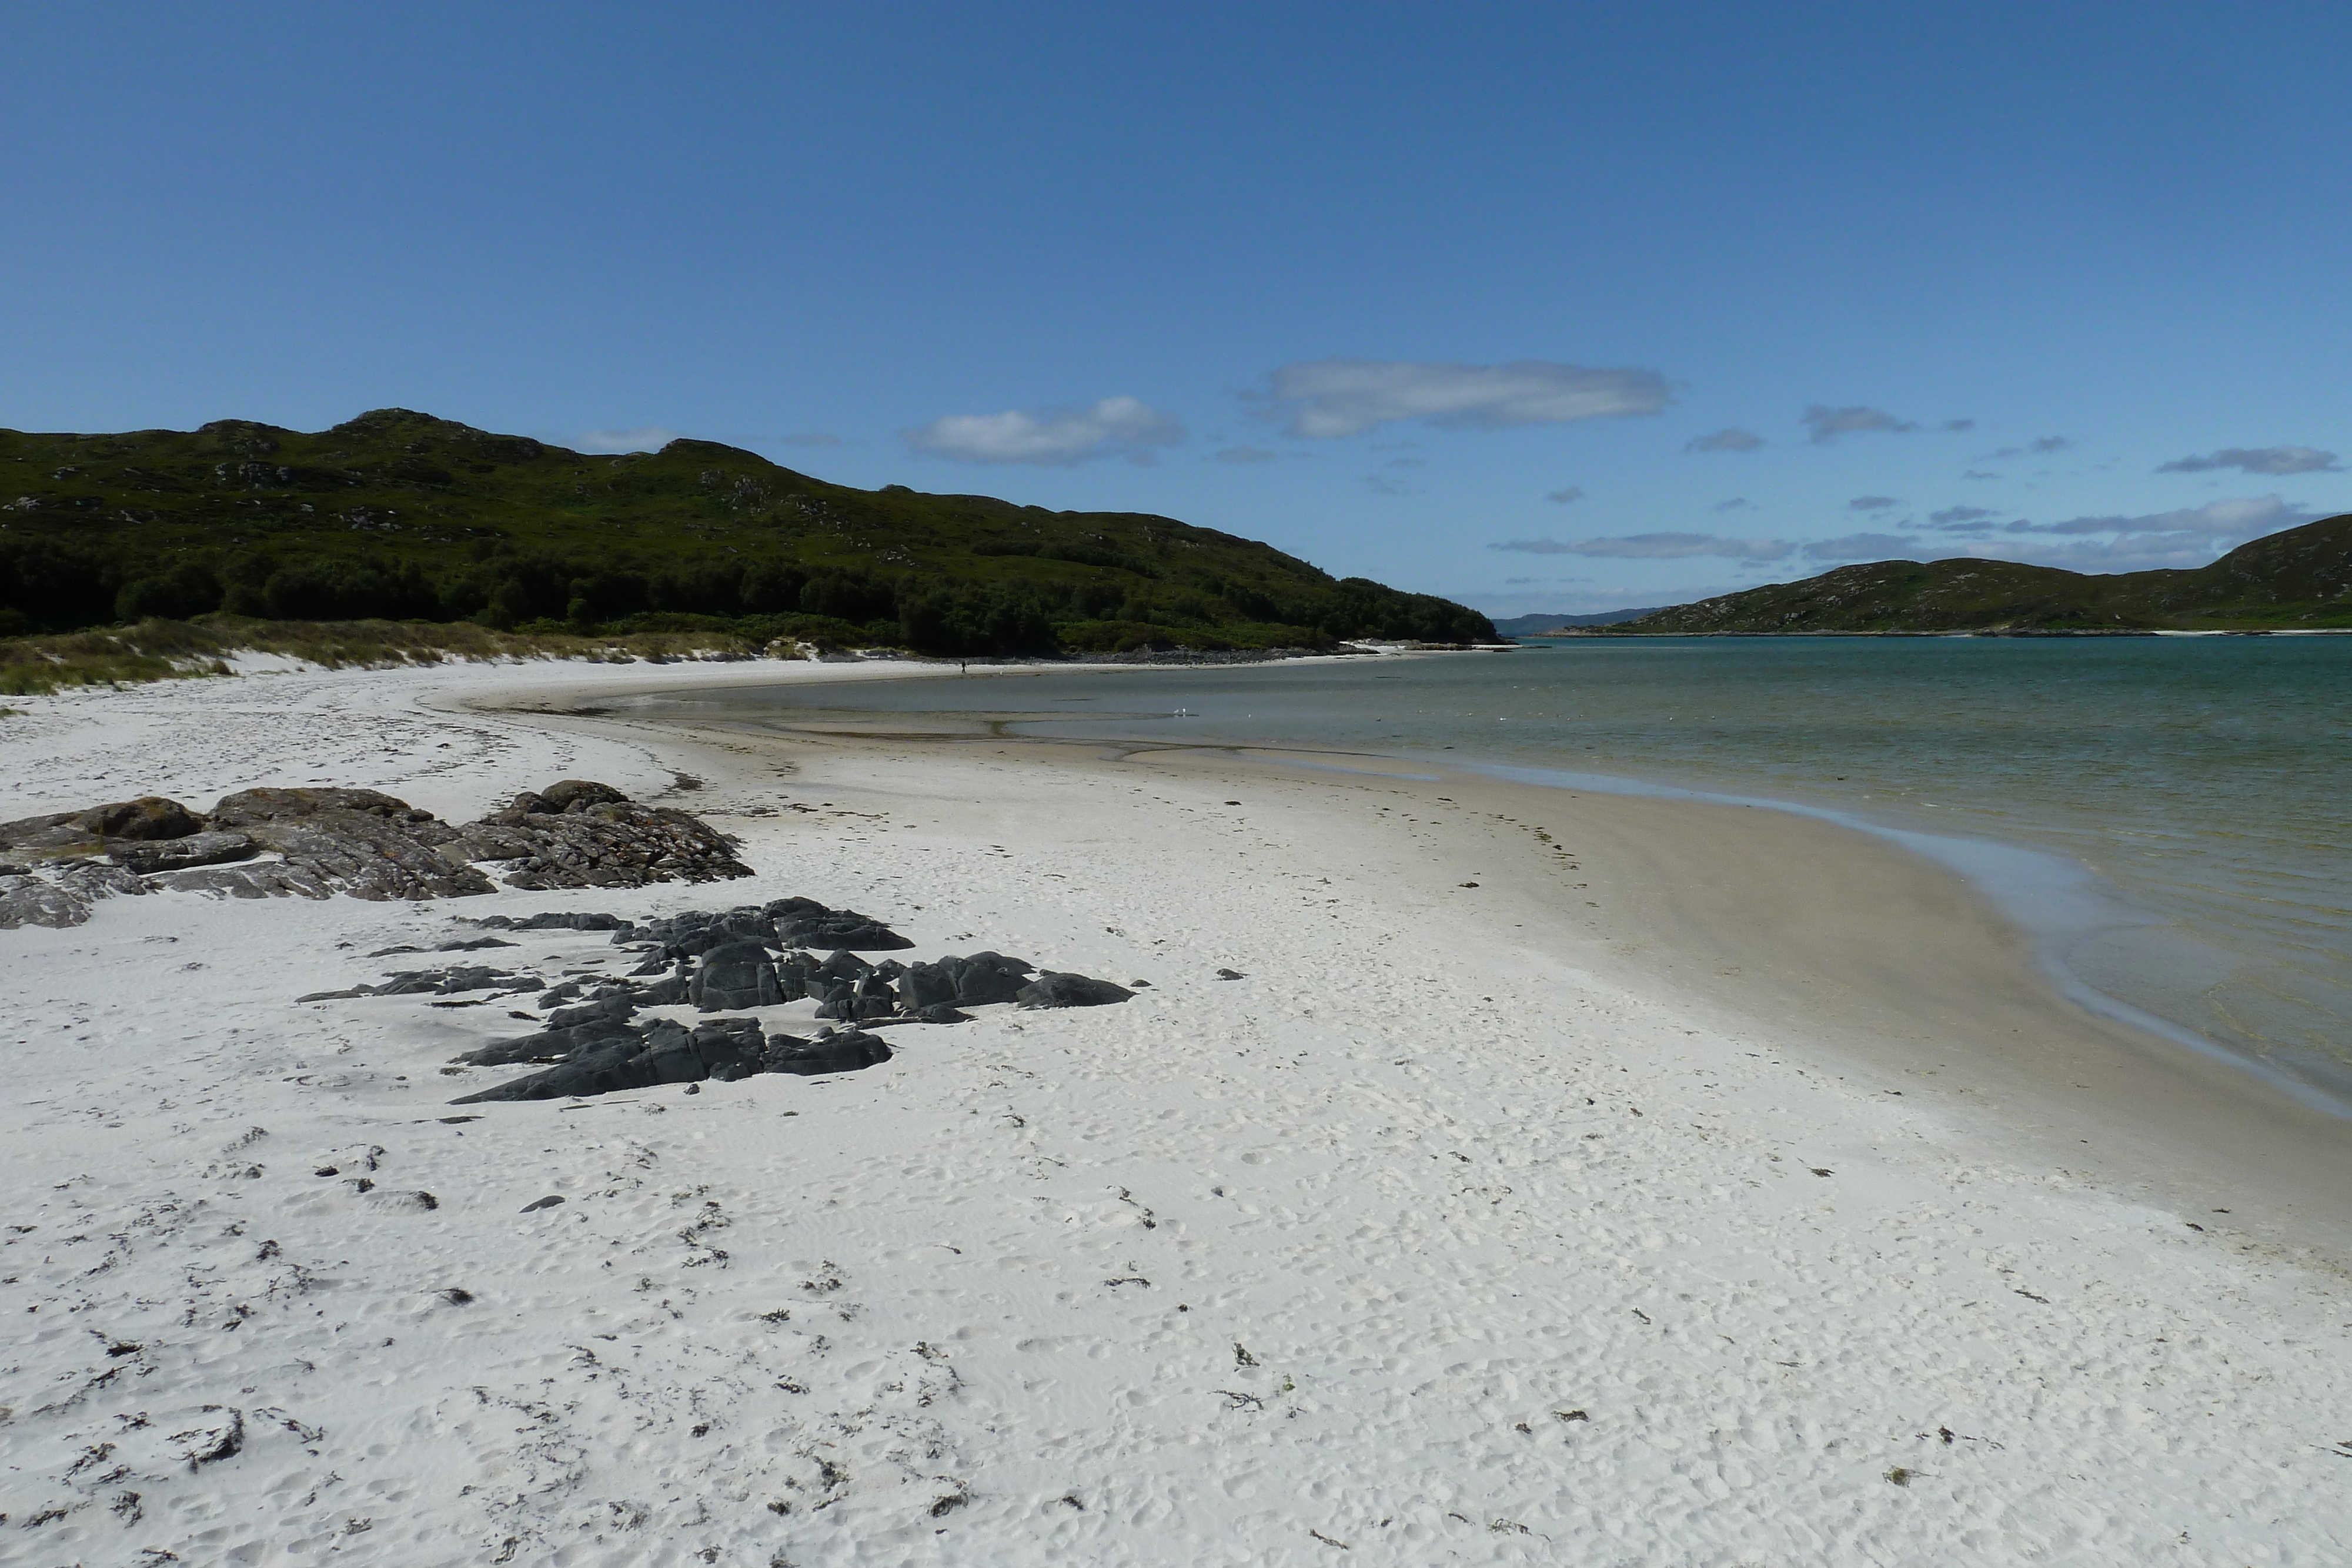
0, 537, 1494, 654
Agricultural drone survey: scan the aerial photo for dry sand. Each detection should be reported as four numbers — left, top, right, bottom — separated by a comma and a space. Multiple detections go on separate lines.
2, 654, 2349, 1566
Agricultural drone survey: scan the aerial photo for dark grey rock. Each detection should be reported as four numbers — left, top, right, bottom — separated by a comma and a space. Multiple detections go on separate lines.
1015, 972, 1135, 1008
763, 1028, 893, 1076
630, 969, 691, 1007
537, 780, 632, 813
79, 796, 205, 841
773, 909, 914, 951
453, 784, 751, 891
107, 830, 258, 875
897, 961, 957, 1011
690, 940, 780, 1012
475, 911, 632, 931
209, 787, 496, 900
547, 991, 637, 1029
947, 952, 1035, 1007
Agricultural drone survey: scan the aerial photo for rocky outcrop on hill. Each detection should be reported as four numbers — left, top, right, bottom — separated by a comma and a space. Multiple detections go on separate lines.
0, 780, 751, 928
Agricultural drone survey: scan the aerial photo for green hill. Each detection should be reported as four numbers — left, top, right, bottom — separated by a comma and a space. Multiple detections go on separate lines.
1608, 514, 2352, 634
0, 409, 1494, 654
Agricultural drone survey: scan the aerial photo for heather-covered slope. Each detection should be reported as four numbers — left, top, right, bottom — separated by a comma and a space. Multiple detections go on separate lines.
0, 409, 1494, 653
1612, 513, 2352, 633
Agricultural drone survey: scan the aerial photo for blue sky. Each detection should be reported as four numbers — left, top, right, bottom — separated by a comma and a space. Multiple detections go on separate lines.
6, 3, 2350, 614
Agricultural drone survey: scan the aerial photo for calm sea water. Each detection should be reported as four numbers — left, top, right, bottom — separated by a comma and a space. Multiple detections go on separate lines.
640, 637, 2352, 1104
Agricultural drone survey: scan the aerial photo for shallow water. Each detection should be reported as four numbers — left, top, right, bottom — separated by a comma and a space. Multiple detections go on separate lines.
639, 637, 2352, 1103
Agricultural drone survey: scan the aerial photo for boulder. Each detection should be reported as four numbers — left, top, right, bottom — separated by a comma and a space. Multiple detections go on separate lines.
896, 960, 958, 1012
1015, 972, 1135, 1009
77, 796, 203, 841
547, 991, 638, 1029
455, 1017, 639, 1068
946, 952, 1034, 1007
773, 909, 914, 952
0, 811, 89, 852
763, 1029, 893, 1076
537, 780, 630, 813
208, 787, 495, 900
454, 785, 752, 891
631, 969, 692, 1007
107, 830, 257, 875
689, 940, 780, 1012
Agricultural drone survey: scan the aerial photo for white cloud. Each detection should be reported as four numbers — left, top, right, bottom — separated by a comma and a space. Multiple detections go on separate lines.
1214, 446, 1279, 464
1803, 532, 1921, 560
1545, 486, 1586, 504
1686, 427, 1765, 453
1261, 359, 1670, 439
577, 426, 684, 453
1847, 495, 1899, 511
904, 396, 1183, 466
1491, 533, 1793, 561
1967, 495, 2322, 572
2157, 446, 2340, 475
1802, 404, 1917, 443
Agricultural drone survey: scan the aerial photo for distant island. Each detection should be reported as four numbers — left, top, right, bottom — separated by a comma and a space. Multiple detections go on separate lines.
0, 409, 1495, 654
1603, 514, 2352, 634
1489, 609, 1662, 636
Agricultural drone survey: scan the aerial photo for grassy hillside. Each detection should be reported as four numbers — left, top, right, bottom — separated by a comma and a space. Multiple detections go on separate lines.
1608, 513, 2352, 633
0, 409, 1494, 653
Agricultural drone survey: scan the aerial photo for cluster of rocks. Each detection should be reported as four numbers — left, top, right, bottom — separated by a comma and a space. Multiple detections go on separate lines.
296, 899, 1136, 1103
452, 1019, 896, 1103
0, 780, 752, 929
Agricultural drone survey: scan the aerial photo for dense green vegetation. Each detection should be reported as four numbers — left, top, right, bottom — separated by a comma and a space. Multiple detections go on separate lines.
1606, 514, 2352, 633
0, 408, 1495, 654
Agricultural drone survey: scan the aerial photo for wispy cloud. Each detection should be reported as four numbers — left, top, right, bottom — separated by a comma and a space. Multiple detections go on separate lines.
1260, 359, 1671, 439
1942, 419, 1977, 432
577, 426, 684, 453
1686, 426, 1765, 453
1984, 435, 2070, 459
1802, 404, 1917, 443
1712, 497, 1752, 511
2157, 446, 2340, 475
1847, 495, 1899, 511
904, 395, 1183, 466
1971, 495, 2320, 571
1491, 533, 1793, 562
1545, 486, 1586, 504
1930, 505, 1996, 526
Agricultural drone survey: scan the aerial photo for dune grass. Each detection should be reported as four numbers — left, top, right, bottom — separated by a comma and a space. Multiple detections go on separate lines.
0, 616, 776, 697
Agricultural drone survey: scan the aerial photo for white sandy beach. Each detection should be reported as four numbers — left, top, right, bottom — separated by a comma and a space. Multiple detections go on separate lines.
4, 654, 2351, 1566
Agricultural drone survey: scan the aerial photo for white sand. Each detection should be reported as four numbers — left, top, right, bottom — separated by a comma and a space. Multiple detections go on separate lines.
3, 657, 2350, 1566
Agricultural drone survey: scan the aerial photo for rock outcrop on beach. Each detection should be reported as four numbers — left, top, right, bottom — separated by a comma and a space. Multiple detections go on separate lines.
287, 898, 1137, 1102
0, 780, 752, 928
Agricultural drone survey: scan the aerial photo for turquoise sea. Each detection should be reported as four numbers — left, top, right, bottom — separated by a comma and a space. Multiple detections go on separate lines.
638, 637, 2352, 1107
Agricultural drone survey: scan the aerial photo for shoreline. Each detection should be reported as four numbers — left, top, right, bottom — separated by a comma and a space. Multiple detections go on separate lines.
583, 668, 2352, 1261
6, 654, 2352, 1560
